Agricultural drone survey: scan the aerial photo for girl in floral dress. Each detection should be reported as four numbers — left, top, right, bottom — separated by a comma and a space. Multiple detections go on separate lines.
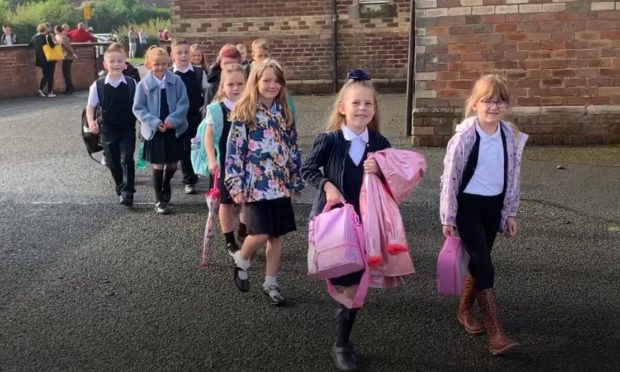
225, 59, 303, 306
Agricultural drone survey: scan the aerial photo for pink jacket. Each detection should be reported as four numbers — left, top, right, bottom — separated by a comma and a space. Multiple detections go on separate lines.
440, 116, 528, 232
360, 149, 426, 288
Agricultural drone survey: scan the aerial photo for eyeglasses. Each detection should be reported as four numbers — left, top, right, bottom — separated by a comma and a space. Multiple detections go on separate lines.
480, 99, 508, 108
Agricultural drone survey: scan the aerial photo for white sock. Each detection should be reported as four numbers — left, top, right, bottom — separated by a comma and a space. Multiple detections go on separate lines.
263, 275, 278, 288
233, 251, 250, 270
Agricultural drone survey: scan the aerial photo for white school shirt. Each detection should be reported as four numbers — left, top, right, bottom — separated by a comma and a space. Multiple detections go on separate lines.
463, 123, 505, 196
205, 98, 234, 127
153, 74, 166, 89
87, 75, 128, 108
341, 125, 369, 166
174, 63, 209, 90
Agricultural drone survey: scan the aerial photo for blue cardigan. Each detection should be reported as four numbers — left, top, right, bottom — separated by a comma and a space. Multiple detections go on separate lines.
133, 70, 189, 140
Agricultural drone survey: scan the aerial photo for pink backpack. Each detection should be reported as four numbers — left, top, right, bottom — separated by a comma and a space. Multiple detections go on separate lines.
307, 202, 366, 280
437, 236, 470, 297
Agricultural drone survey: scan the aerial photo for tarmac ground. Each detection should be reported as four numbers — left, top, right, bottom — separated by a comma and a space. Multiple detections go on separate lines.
0, 92, 619, 371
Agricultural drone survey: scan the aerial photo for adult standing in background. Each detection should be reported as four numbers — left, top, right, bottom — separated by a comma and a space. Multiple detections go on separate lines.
138, 28, 148, 57
1, 24, 17, 46
28, 23, 57, 97
55, 24, 78, 94
128, 27, 138, 58
67, 22, 95, 43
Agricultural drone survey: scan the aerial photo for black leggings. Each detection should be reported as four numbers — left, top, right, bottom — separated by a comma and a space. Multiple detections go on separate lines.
456, 193, 503, 291
39, 62, 56, 93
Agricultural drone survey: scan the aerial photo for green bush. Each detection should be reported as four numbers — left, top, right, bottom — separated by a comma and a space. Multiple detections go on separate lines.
87, 0, 170, 33
4, 0, 79, 42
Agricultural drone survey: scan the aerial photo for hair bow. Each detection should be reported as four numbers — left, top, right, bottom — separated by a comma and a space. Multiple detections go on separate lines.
346, 69, 371, 81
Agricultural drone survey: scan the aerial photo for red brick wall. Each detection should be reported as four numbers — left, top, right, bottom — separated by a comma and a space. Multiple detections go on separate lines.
171, 0, 411, 92
413, 0, 620, 145
0, 43, 101, 99
171, 0, 620, 145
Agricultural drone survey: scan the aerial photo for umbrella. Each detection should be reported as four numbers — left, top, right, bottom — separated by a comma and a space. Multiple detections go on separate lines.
200, 172, 220, 266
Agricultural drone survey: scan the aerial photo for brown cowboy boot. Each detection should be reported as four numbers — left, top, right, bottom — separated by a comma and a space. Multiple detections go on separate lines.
457, 274, 484, 334
476, 289, 520, 356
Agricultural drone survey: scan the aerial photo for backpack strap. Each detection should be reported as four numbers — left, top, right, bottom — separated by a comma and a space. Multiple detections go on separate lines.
95, 77, 106, 106
126, 77, 136, 100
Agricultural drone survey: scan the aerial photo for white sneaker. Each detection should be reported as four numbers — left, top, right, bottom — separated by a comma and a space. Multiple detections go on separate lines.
37, 90, 46, 97
47, 91, 56, 97
100, 156, 107, 166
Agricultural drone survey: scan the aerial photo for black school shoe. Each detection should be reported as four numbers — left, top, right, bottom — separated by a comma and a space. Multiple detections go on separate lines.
262, 284, 286, 306
234, 266, 250, 292
154, 202, 169, 215
331, 342, 359, 371
184, 184, 196, 194
120, 194, 134, 207
226, 242, 240, 257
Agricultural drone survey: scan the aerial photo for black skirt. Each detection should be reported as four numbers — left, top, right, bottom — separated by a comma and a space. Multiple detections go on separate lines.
217, 173, 234, 205
244, 197, 296, 236
143, 129, 183, 164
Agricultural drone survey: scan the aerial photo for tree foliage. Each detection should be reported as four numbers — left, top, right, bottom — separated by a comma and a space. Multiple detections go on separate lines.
0, 0, 170, 41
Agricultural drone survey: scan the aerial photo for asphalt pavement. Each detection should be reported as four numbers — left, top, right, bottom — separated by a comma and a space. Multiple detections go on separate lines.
0, 92, 619, 371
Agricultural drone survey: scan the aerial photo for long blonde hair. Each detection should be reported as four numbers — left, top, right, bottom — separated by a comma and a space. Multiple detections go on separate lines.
213, 63, 246, 102
144, 46, 170, 70
325, 79, 380, 132
464, 74, 510, 118
231, 59, 292, 128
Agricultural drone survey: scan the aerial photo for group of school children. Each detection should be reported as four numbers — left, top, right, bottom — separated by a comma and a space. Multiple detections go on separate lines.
85, 38, 527, 371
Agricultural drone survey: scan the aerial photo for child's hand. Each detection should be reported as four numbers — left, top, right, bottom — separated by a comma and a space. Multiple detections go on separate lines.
88, 120, 99, 134
164, 119, 174, 129
442, 225, 455, 238
505, 217, 518, 238
157, 122, 167, 132
323, 181, 344, 205
363, 158, 380, 175
208, 163, 218, 175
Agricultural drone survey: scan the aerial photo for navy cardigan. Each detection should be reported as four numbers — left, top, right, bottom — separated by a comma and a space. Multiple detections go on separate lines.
300, 129, 391, 217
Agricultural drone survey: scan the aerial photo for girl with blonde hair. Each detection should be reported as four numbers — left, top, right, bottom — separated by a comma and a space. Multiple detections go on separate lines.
440, 74, 528, 356
226, 59, 303, 306
133, 46, 189, 214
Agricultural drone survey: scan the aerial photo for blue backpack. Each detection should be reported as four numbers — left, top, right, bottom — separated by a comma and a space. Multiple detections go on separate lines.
191, 103, 224, 179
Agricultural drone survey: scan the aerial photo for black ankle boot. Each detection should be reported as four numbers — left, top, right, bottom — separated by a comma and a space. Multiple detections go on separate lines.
332, 307, 359, 371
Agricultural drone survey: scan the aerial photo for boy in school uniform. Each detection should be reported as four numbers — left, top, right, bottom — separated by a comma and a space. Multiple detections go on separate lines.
86, 43, 137, 206
171, 39, 206, 194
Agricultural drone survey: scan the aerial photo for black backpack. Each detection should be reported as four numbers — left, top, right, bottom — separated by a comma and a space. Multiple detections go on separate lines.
81, 77, 136, 163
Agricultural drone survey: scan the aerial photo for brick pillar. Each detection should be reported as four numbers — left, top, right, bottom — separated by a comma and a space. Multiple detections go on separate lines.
412, 107, 460, 146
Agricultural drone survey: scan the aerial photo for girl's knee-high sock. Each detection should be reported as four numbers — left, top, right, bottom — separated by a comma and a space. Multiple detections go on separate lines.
152, 169, 164, 202
163, 167, 176, 192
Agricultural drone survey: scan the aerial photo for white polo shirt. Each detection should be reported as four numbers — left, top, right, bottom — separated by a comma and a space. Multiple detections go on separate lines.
463, 123, 505, 196
341, 125, 369, 166
86, 75, 128, 107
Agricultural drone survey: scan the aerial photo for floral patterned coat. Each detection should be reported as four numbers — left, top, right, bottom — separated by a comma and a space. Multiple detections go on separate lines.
439, 116, 528, 233
225, 102, 304, 202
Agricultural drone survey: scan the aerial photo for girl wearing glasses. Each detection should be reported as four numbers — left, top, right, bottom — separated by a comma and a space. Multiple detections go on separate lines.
440, 74, 528, 356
